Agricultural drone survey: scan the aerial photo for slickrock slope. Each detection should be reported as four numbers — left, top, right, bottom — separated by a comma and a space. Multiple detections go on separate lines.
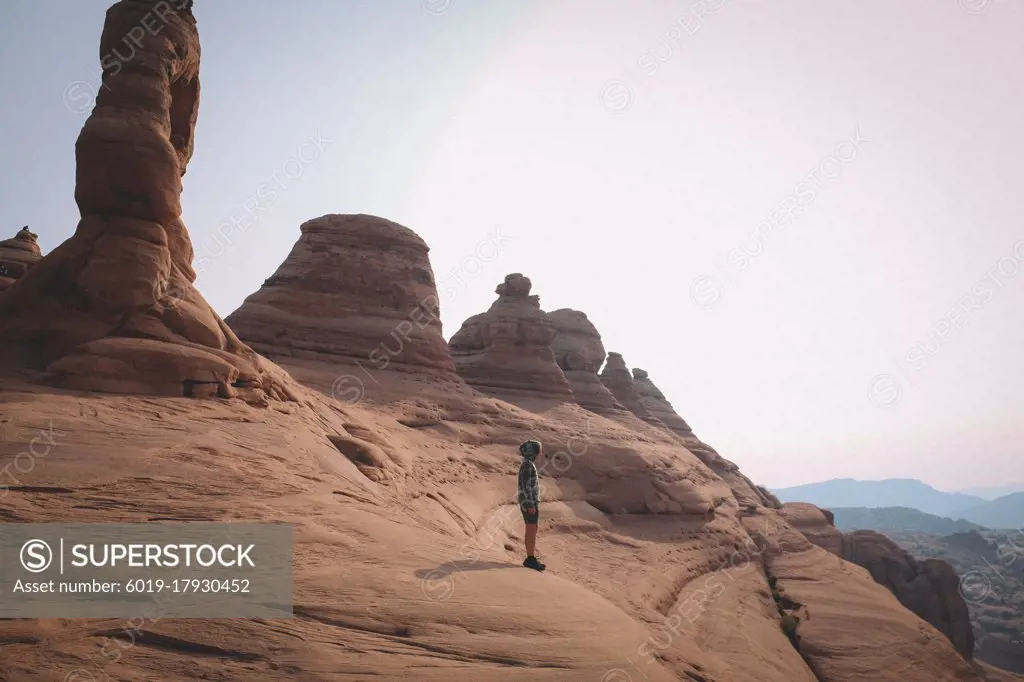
0, 0, 294, 402
843, 530, 976, 661
760, 512, 984, 681
783, 503, 977, 662
448, 274, 573, 400
888, 530, 1024, 674
779, 502, 846, 557
226, 214, 455, 375
632, 368, 693, 436
600, 352, 665, 425
681, 437, 782, 509
1, 367, 994, 682
548, 308, 624, 414
0, 226, 42, 292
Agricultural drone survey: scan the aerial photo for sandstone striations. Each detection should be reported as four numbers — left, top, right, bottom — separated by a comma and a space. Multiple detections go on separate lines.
226, 214, 454, 375
758, 512, 983, 681
682, 437, 781, 509
0, 0, 295, 401
632, 368, 693, 436
779, 502, 845, 556
0, 227, 42, 292
600, 352, 665, 425
448, 274, 573, 400
784, 503, 976, 661
548, 308, 624, 413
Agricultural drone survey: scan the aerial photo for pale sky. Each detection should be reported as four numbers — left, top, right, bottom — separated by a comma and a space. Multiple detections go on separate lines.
1, 0, 1021, 490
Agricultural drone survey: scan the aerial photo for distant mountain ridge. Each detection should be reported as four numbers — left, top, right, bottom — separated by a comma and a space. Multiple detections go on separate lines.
957, 483, 1024, 501
830, 507, 984, 535
771, 478, 985, 518
957, 492, 1024, 529
773, 478, 1024, 530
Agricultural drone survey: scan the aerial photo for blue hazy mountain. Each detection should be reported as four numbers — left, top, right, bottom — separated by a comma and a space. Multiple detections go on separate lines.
957, 492, 1024, 529
771, 478, 985, 518
956, 483, 1024, 501
829, 506, 984, 534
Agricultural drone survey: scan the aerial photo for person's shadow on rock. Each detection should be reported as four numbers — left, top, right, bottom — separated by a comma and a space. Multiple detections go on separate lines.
415, 560, 520, 578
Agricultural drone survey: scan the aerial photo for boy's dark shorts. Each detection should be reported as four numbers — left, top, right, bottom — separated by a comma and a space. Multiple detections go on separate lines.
521, 505, 539, 524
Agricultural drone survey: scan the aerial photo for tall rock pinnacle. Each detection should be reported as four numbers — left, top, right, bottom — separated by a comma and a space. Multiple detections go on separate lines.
449, 274, 573, 400
0, 0, 295, 401
631, 367, 693, 436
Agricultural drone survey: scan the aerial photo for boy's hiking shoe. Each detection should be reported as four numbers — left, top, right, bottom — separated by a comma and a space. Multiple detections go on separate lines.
523, 556, 545, 571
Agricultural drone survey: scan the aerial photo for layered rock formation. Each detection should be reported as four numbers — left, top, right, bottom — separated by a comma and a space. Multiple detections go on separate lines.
226, 214, 454, 375
779, 502, 845, 556
681, 436, 780, 509
843, 530, 976, 661
0, 0, 295, 401
783, 502, 976, 661
758, 485, 784, 508
632, 368, 693, 436
548, 308, 624, 413
0, 227, 42, 292
599, 352, 665, 425
448, 274, 573, 400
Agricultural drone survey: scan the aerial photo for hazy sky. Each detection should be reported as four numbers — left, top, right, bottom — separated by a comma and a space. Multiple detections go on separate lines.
1, 0, 1021, 491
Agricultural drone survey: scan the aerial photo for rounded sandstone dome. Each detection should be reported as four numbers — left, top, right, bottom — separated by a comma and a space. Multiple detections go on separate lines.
0, 227, 42, 265
300, 214, 430, 252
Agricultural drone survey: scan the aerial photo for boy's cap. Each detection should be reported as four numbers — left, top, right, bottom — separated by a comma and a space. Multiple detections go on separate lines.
519, 440, 541, 457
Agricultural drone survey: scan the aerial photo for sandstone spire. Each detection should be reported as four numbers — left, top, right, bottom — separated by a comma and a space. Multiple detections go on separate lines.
631, 367, 693, 436
0, 0, 295, 401
599, 352, 665, 426
449, 274, 573, 400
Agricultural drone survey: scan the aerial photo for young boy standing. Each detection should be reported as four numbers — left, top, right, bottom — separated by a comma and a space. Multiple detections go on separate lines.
517, 440, 545, 571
